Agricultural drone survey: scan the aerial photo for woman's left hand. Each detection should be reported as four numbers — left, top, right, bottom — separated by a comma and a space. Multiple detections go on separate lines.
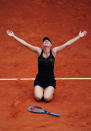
79, 30, 87, 37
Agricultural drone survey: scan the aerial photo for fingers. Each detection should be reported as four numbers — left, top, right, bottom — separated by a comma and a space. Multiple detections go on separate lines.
6, 29, 12, 34
83, 30, 87, 36
79, 30, 87, 37
82, 30, 87, 37
6, 29, 14, 36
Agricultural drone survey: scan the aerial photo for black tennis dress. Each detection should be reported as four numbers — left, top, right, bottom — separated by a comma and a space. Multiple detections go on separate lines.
34, 49, 56, 88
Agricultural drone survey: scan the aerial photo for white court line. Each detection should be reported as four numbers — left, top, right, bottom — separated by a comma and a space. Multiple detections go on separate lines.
56, 78, 91, 80
0, 78, 91, 80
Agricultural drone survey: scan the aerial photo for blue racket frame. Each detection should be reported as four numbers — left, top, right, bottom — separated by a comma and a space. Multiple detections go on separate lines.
27, 106, 60, 117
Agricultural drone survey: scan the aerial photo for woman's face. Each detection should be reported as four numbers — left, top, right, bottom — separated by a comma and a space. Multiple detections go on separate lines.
43, 40, 52, 48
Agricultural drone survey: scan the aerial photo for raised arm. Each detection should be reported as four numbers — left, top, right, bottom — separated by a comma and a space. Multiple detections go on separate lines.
52, 31, 87, 56
6, 30, 42, 55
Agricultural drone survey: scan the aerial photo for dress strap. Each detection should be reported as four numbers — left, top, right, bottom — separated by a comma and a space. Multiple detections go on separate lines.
39, 49, 43, 57
50, 49, 53, 56
50, 49, 55, 58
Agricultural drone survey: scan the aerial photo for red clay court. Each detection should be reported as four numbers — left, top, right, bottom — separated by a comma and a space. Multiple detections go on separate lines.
0, 0, 91, 131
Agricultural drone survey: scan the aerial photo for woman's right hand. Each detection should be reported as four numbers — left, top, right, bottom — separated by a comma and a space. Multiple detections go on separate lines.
6, 30, 14, 37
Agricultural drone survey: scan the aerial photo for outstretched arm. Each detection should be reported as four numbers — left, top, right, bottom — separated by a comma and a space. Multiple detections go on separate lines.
52, 31, 87, 55
6, 30, 42, 55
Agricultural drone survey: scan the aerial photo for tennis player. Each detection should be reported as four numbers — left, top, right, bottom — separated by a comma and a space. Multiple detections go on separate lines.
6, 30, 87, 102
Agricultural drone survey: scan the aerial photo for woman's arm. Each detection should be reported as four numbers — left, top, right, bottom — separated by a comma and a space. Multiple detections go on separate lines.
6, 30, 42, 55
52, 31, 87, 55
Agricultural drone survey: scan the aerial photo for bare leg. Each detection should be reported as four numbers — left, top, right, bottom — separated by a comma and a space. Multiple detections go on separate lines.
44, 86, 55, 102
34, 85, 44, 101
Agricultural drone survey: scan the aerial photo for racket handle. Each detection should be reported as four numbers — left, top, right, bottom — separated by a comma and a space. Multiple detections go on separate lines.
47, 112, 60, 117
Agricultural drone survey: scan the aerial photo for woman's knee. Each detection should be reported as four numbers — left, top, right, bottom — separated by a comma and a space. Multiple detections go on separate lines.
34, 86, 44, 101
34, 95, 43, 101
44, 96, 53, 102
44, 86, 55, 102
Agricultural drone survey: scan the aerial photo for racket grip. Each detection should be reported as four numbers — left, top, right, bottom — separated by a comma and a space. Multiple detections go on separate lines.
48, 112, 60, 117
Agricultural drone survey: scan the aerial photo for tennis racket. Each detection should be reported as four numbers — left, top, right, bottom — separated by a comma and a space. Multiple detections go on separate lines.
27, 106, 60, 117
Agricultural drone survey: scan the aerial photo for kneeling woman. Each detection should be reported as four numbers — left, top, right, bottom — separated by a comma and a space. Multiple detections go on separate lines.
6, 30, 87, 102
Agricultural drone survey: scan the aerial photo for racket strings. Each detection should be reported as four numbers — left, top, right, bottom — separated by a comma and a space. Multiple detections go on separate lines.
30, 107, 44, 113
